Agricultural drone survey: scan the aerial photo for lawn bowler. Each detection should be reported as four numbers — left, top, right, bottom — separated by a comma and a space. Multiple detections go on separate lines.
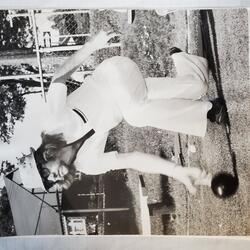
17, 30, 227, 194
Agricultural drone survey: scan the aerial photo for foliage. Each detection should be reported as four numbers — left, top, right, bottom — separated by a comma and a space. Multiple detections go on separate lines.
0, 82, 26, 143
0, 10, 33, 50
0, 64, 38, 77
0, 161, 15, 176
0, 187, 16, 236
0, 62, 54, 143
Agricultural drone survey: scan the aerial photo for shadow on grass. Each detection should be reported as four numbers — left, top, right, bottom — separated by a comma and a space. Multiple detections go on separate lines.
104, 170, 139, 234
160, 175, 176, 235
160, 150, 176, 234
160, 150, 175, 209
200, 10, 225, 102
200, 10, 239, 183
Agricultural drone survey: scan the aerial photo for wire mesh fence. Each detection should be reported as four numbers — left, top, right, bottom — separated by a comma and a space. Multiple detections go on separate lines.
0, 9, 123, 98
0, 10, 88, 86
37, 10, 91, 74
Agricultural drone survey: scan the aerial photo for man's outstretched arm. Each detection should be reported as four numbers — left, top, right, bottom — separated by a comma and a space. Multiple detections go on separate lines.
51, 30, 118, 84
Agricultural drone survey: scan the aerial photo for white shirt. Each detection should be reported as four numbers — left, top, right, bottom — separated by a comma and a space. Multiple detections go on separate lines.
45, 74, 123, 175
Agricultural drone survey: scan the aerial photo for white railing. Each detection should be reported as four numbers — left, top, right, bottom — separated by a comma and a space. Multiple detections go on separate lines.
2, 9, 122, 104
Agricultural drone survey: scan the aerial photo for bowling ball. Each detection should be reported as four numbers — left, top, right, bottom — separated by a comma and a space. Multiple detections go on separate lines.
211, 172, 239, 199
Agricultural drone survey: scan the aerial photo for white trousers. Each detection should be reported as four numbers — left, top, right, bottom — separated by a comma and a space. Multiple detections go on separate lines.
94, 52, 212, 137
119, 52, 212, 137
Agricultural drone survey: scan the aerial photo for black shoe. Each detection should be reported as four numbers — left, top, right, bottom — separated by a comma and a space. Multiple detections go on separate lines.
169, 47, 182, 56
207, 98, 228, 124
131, 10, 136, 23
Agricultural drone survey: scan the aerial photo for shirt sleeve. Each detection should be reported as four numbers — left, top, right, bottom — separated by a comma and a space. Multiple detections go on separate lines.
47, 82, 67, 117
75, 132, 120, 175
83, 151, 119, 175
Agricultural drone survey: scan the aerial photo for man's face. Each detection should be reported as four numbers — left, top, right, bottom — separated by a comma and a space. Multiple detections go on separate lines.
43, 160, 69, 182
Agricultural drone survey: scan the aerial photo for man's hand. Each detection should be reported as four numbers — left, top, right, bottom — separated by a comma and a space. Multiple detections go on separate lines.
91, 30, 121, 50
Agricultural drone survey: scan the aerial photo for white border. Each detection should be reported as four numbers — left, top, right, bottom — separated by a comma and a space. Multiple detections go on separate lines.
1, 235, 250, 250
0, 0, 248, 9
0, 0, 249, 248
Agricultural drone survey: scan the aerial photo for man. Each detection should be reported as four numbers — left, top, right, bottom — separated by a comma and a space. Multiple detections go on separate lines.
16, 30, 226, 193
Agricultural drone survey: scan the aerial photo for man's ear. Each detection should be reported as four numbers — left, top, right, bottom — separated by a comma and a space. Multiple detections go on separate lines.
43, 144, 58, 161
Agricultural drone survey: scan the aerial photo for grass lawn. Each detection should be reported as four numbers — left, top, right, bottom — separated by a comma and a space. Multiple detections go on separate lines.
89, 9, 249, 235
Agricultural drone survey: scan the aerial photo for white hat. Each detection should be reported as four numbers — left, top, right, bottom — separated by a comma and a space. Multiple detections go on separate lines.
17, 147, 46, 191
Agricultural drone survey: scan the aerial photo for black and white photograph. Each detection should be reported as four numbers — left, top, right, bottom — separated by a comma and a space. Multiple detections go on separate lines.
0, 8, 249, 237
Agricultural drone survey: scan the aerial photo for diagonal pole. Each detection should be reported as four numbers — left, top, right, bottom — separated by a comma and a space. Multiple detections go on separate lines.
34, 192, 45, 235
30, 10, 47, 102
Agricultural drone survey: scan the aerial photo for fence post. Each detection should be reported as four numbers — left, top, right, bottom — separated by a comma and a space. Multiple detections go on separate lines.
30, 10, 47, 102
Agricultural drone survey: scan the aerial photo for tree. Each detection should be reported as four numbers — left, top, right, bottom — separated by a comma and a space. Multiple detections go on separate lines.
0, 61, 55, 143
0, 162, 17, 236
0, 161, 16, 237
0, 161, 15, 176
0, 82, 26, 143
0, 187, 16, 236
0, 10, 33, 50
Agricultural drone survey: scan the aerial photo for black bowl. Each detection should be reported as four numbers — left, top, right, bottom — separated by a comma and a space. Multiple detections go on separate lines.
211, 172, 239, 199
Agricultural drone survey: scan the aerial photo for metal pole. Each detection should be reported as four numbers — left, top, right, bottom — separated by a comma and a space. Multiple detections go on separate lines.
0, 73, 54, 81
102, 188, 106, 234
185, 10, 190, 236
0, 71, 92, 81
8, 13, 31, 18
62, 216, 69, 235
38, 43, 122, 53
58, 33, 91, 38
56, 190, 66, 235
186, 10, 191, 53
62, 208, 129, 214
8, 10, 90, 19
30, 10, 47, 102
35, 10, 90, 16
34, 192, 45, 235
77, 193, 104, 197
